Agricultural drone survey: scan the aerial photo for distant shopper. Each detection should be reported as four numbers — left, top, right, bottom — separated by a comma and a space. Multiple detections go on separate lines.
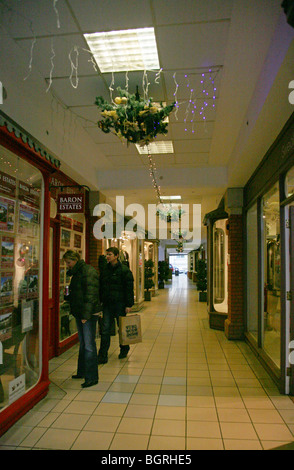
98, 247, 134, 364
63, 250, 101, 388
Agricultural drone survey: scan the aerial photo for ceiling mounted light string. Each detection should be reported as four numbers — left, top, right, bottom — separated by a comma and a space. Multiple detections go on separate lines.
148, 153, 162, 202
173, 72, 179, 120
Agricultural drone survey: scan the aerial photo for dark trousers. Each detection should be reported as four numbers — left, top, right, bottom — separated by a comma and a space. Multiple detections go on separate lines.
98, 302, 129, 359
76, 316, 98, 382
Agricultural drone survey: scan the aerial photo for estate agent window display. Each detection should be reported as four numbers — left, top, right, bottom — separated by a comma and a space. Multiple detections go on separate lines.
0, 145, 43, 412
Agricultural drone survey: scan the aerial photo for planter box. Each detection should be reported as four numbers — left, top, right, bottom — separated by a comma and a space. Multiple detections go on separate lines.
199, 291, 207, 302
144, 291, 151, 301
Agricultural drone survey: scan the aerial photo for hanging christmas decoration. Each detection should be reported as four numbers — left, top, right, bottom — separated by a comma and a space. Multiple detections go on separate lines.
156, 205, 184, 223
148, 155, 162, 201
175, 232, 186, 253
95, 87, 175, 146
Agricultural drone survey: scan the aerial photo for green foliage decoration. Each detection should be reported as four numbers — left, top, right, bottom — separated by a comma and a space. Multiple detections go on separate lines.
196, 259, 207, 292
144, 259, 155, 292
95, 87, 175, 146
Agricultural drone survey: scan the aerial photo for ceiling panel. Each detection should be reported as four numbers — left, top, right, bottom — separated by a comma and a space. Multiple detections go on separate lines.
84, 126, 122, 144
140, 154, 176, 167
153, 0, 233, 24
173, 139, 211, 153
69, 0, 153, 32
106, 154, 144, 167
71, 106, 100, 124
156, 22, 230, 70
1, 0, 78, 37
97, 142, 139, 156
50, 76, 108, 107
174, 154, 209, 166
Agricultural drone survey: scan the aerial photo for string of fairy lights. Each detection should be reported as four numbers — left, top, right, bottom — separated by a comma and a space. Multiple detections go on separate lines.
147, 153, 162, 203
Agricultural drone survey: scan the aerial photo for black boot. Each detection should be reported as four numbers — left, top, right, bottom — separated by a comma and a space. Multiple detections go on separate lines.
118, 345, 130, 359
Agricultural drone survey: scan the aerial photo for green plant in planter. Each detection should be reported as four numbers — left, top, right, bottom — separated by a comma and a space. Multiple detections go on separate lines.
196, 259, 207, 302
158, 260, 169, 289
144, 259, 155, 300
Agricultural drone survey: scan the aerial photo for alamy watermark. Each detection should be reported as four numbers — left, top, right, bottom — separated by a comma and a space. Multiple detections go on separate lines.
92, 196, 201, 244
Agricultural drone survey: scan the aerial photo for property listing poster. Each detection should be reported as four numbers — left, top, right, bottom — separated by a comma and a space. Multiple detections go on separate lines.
0, 169, 41, 334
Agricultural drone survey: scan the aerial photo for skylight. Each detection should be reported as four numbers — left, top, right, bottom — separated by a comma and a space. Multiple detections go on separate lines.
136, 141, 174, 154
84, 27, 160, 73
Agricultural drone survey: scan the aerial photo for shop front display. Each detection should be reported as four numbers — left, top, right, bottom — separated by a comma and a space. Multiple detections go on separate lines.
103, 234, 144, 310
49, 175, 88, 357
0, 146, 43, 412
0, 112, 60, 435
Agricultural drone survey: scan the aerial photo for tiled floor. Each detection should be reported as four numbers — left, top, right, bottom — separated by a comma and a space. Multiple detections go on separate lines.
1, 275, 294, 450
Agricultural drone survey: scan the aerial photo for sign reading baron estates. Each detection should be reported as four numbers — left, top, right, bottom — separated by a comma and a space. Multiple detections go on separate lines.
57, 193, 84, 213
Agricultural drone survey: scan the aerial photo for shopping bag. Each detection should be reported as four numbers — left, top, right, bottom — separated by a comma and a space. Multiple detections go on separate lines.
119, 314, 142, 345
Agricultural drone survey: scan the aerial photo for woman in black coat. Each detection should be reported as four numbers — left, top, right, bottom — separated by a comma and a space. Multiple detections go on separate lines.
63, 250, 102, 388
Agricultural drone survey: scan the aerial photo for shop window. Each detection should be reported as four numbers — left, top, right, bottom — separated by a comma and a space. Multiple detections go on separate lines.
285, 166, 294, 198
103, 235, 144, 304
213, 228, 225, 303
0, 145, 43, 411
59, 214, 85, 341
247, 203, 258, 340
262, 182, 280, 368
213, 219, 228, 313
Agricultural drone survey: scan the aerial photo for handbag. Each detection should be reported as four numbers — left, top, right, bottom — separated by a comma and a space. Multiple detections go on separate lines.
119, 314, 142, 345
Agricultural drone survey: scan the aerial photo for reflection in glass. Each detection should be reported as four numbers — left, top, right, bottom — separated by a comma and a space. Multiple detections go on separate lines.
247, 203, 258, 340
285, 166, 294, 198
213, 228, 225, 304
262, 182, 280, 368
213, 219, 228, 314
0, 145, 43, 411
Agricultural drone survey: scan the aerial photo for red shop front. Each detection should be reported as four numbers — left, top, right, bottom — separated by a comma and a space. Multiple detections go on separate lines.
0, 112, 60, 436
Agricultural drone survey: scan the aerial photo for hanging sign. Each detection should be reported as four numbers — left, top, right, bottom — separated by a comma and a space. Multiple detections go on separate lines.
57, 193, 84, 214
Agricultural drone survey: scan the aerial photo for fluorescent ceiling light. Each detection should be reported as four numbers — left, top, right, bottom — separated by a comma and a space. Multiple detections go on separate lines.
84, 27, 160, 73
161, 195, 182, 200
136, 141, 174, 154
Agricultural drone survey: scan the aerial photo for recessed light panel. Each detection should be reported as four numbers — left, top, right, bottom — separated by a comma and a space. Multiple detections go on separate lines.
136, 141, 174, 154
160, 195, 182, 200
84, 27, 160, 73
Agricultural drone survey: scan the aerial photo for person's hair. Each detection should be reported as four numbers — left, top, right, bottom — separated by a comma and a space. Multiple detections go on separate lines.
106, 246, 119, 257
63, 250, 80, 262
